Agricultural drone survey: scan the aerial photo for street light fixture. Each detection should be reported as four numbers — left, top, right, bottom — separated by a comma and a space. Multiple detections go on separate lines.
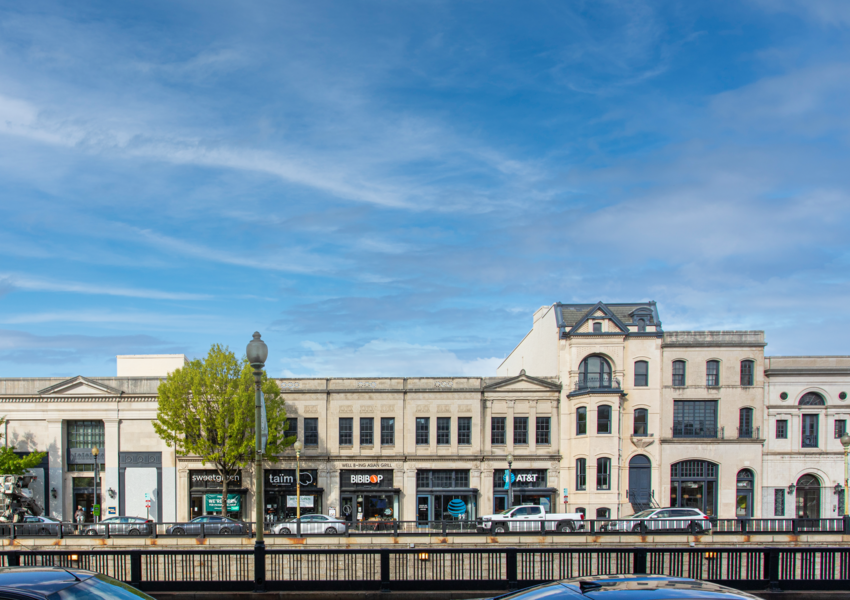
506, 454, 514, 511
840, 433, 850, 517
293, 440, 303, 526
246, 332, 268, 555
91, 446, 100, 523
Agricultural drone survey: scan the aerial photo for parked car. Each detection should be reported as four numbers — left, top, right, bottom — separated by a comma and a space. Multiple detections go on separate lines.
273, 514, 348, 535
478, 505, 584, 534
601, 507, 712, 534
166, 516, 247, 536
0, 516, 74, 537
81, 516, 154, 536
481, 574, 759, 600
0, 566, 156, 599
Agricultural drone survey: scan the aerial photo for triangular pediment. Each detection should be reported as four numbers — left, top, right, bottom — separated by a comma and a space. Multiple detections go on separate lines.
567, 301, 630, 334
484, 370, 561, 392
38, 376, 123, 396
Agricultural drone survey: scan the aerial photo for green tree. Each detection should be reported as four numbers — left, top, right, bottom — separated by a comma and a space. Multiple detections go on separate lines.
0, 418, 46, 475
153, 344, 292, 518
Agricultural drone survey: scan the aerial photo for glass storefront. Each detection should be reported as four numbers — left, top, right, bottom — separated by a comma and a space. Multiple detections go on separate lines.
264, 469, 323, 526
340, 469, 399, 529
416, 470, 478, 523
670, 460, 718, 517
189, 470, 245, 520
493, 469, 554, 512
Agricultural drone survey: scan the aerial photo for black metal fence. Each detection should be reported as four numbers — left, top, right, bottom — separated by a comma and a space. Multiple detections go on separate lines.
3, 516, 848, 539
2, 546, 850, 594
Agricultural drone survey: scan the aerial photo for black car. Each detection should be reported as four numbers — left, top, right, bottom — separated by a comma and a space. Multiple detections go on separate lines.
165, 516, 248, 535
0, 566, 155, 599
484, 575, 759, 600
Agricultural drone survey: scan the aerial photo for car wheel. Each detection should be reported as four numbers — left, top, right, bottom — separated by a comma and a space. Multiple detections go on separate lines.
557, 522, 575, 533
129, 529, 141, 536
220, 528, 231, 535
493, 525, 507, 534
637, 524, 647, 535
279, 528, 291, 535
86, 529, 97, 536
172, 528, 185, 535
325, 527, 337, 535
690, 522, 703, 534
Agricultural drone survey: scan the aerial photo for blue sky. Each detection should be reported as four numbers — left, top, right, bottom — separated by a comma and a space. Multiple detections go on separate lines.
1, 1, 849, 377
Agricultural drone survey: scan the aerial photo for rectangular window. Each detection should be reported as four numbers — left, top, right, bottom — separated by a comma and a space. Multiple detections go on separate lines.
634, 361, 648, 387
775, 419, 788, 439
802, 414, 819, 448
672, 401, 718, 438
597, 405, 612, 434
596, 458, 610, 490
339, 418, 353, 446
491, 417, 506, 445
633, 409, 648, 436
513, 417, 528, 445
417, 470, 469, 489
774, 488, 785, 517
286, 418, 298, 441
416, 417, 430, 445
458, 417, 472, 445
836, 420, 847, 439
304, 418, 319, 446
67, 421, 105, 448
706, 361, 720, 387
740, 360, 754, 386
360, 417, 374, 446
672, 361, 686, 387
437, 417, 451, 445
576, 458, 586, 491
381, 418, 395, 446
577, 407, 587, 435
536, 417, 551, 445
739, 408, 753, 439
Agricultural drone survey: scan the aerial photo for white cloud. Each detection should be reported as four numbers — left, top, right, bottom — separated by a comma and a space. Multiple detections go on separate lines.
281, 339, 502, 377
0, 273, 209, 301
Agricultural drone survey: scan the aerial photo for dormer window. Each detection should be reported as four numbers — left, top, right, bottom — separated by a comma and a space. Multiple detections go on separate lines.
593, 322, 602, 333
636, 318, 647, 332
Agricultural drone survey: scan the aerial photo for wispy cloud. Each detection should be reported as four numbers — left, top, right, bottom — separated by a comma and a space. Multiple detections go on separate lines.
0, 273, 209, 301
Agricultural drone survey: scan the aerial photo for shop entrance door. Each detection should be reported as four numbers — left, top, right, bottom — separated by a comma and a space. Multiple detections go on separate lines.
417, 495, 430, 525
494, 494, 507, 513
341, 495, 354, 523
74, 492, 94, 523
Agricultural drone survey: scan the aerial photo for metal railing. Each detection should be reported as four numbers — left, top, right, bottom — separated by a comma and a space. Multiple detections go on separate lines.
671, 424, 721, 438
575, 375, 621, 391
737, 426, 760, 439
2, 516, 848, 539
3, 546, 850, 593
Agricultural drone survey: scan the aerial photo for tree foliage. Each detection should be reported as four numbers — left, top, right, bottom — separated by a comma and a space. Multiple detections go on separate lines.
0, 418, 46, 476
153, 344, 292, 516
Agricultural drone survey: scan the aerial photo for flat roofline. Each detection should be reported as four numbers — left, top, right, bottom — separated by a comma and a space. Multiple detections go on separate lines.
767, 355, 850, 359
116, 354, 186, 358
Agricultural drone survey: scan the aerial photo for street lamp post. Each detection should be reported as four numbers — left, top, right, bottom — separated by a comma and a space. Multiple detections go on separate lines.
91, 446, 100, 524
507, 454, 514, 511
246, 332, 269, 550
840, 433, 850, 520
294, 440, 303, 536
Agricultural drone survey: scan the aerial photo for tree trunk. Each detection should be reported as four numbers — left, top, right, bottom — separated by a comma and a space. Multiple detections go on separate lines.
220, 469, 229, 518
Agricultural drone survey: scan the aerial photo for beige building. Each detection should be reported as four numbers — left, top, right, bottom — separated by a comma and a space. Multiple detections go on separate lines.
0, 302, 847, 524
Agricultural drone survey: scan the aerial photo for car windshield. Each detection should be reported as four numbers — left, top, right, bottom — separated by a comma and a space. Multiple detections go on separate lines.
626, 510, 657, 519
494, 509, 510, 515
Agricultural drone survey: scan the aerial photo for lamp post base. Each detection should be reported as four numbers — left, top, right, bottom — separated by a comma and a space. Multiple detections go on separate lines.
253, 540, 266, 592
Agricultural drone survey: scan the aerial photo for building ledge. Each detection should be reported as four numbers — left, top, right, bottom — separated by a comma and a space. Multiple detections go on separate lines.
660, 437, 765, 445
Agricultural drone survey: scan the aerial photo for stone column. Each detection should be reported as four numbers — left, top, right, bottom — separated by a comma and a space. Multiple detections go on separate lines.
46, 419, 64, 520
104, 419, 120, 519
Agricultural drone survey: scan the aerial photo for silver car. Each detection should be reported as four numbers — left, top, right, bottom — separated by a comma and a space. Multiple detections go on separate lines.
273, 514, 348, 535
80, 516, 154, 536
602, 507, 712, 533
5, 516, 74, 536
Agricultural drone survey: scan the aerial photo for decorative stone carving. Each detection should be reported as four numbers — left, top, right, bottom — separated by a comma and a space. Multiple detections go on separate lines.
630, 435, 656, 449
381, 404, 395, 413
415, 404, 430, 413
360, 405, 374, 413
303, 405, 319, 414
339, 405, 353, 414
458, 405, 473, 413
437, 405, 451, 413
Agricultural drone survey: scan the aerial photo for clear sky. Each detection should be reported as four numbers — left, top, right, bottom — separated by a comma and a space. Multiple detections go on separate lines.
1, 1, 849, 378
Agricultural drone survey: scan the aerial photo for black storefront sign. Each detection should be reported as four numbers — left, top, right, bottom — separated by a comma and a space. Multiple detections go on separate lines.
190, 470, 243, 489
340, 469, 394, 490
266, 469, 318, 489
495, 469, 547, 488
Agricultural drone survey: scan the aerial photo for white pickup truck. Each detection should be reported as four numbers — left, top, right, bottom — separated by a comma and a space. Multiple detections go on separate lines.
477, 505, 585, 534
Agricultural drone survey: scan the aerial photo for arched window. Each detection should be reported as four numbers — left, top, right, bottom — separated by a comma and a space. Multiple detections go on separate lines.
576, 407, 587, 435
636, 318, 646, 332
799, 392, 825, 406
796, 474, 821, 519
736, 469, 754, 519
633, 409, 648, 436
596, 457, 611, 490
634, 360, 648, 387
739, 408, 753, 439
672, 361, 686, 387
706, 360, 720, 387
579, 356, 612, 389
575, 507, 586, 519
576, 458, 586, 490
593, 322, 602, 333
597, 405, 612, 434
596, 507, 610, 519
740, 360, 754, 386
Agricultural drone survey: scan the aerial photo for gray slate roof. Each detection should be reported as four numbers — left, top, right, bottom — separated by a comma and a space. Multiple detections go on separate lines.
557, 302, 658, 326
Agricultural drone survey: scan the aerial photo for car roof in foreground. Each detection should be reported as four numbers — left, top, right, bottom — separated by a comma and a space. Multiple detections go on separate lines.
489, 576, 759, 600
0, 567, 95, 595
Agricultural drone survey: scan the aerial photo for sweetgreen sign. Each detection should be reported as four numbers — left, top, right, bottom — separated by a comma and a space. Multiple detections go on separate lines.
204, 493, 241, 512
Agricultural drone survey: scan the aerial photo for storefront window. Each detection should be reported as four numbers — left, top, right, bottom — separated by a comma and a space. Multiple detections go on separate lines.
188, 470, 244, 520
493, 469, 554, 512
264, 469, 322, 525
417, 469, 476, 522
670, 461, 718, 517
340, 469, 398, 526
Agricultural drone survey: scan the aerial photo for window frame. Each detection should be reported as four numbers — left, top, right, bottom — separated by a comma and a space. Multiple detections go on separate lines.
672, 360, 686, 387
596, 457, 611, 490
286, 418, 298, 442
775, 419, 788, 440
634, 360, 648, 387
706, 360, 720, 387
359, 417, 374, 446
437, 417, 451, 445
380, 417, 395, 446
592, 321, 602, 333
415, 417, 430, 446
576, 458, 586, 491
338, 418, 353, 446
739, 408, 753, 439
576, 407, 587, 435
513, 416, 528, 445
802, 414, 819, 448
457, 417, 472, 445
740, 360, 755, 386
597, 405, 612, 434
633, 408, 648, 436
835, 419, 847, 439
491, 416, 506, 445
536, 416, 551, 445
672, 400, 718, 438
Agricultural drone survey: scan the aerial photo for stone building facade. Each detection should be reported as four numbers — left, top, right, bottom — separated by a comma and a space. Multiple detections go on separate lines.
0, 302, 847, 524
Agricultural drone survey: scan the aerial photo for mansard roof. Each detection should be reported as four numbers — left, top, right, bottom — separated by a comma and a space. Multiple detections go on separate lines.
555, 301, 662, 336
